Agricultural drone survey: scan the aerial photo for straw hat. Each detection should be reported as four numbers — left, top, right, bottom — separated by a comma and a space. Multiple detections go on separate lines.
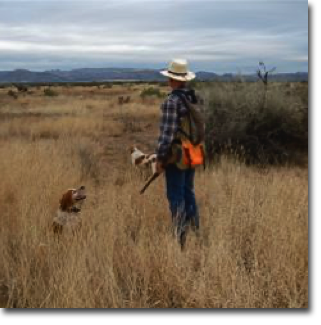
160, 59, 196, 82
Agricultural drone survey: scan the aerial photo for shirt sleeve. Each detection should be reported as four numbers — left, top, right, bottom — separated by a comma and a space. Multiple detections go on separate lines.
156, 97, 178, 162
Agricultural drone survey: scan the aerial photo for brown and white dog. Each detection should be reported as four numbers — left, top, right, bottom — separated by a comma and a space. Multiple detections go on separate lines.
130, 146, 157, 176
52, 186, 87, 235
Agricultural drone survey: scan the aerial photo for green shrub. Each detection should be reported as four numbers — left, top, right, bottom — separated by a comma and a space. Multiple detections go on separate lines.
43, 88, 58, 97
201, 82, 308, 165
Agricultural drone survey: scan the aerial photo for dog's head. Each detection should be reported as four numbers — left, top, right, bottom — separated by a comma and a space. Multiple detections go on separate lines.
130, 146, 144, 156
130, 146, 147, 166
59, 186, 86, 212
130, 146, 157, 170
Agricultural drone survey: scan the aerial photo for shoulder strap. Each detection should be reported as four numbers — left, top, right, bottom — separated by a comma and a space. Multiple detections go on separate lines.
171, 90, 194, 142
171, 89, 193, 109
172, 89, 198, 104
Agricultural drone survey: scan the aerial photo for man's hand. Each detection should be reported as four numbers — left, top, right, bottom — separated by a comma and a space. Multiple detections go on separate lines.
156, 161, 164, 174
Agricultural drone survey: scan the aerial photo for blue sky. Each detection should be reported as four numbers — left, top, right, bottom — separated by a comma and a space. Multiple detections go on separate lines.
0, 0, 308, 73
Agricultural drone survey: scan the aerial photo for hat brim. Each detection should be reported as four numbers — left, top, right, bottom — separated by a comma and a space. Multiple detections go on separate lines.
160, 70, 196, 82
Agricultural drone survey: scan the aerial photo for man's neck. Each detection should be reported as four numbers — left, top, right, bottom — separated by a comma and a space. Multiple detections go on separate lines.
171, 85, 185, 91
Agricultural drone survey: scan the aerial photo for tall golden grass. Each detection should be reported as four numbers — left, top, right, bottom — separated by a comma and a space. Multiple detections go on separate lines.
0, 83, 308, 308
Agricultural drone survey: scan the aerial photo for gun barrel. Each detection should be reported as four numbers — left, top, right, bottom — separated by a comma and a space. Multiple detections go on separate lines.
140, 172, 160, 194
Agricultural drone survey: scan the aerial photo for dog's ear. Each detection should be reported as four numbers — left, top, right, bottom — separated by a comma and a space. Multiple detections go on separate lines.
59, 190, 73, 211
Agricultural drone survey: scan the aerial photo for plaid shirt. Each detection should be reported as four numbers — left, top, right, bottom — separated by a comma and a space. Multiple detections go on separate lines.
156, 91, 188, 162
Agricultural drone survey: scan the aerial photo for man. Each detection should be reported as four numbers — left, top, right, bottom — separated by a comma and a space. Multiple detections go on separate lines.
156, 59, 200, 248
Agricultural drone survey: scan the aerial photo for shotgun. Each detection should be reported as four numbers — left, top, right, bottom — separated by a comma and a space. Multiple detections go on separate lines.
139, 149, 178, 195
140, 172, 161, 195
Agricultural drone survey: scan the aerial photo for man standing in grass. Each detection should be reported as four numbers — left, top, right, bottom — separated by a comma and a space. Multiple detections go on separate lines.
156, 59, 203, 248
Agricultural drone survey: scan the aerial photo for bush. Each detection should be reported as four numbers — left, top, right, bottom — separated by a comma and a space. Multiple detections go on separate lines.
202, 82, 308, 165
43, 88, 58, 97
157, 82, 168, 87
12, 83, 28, 92
188, 79, 204, 90
103, 83, 113, 89
140, 87, 164, 99
7, 90, 18, 99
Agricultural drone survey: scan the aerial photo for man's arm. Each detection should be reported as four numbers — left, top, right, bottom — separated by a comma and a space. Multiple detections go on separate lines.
156, 97, 178, 164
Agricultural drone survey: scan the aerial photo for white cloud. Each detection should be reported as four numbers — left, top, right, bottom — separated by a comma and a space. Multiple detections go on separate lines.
0, 0, 308, 72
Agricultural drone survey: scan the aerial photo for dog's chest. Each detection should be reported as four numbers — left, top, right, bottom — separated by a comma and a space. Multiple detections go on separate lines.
54, 210, 82, 229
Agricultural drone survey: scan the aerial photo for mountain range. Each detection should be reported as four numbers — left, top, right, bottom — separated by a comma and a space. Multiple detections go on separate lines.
0, 68, 308, 83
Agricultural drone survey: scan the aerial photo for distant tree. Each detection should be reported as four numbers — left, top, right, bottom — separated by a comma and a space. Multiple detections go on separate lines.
257, 62, 276, 110
256, 62, 276, 86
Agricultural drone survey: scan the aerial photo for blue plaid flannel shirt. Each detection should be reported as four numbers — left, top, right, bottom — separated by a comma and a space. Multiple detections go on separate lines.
156, 92, 188, 163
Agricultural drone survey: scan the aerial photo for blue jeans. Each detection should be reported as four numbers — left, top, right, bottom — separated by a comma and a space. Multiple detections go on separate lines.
165, 164, 199, 240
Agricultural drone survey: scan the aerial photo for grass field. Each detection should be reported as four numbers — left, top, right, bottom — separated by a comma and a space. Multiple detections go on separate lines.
0, 82, 308, 308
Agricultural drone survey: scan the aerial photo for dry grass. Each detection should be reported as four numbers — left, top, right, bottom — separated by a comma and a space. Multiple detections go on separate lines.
0, 83, 308, 308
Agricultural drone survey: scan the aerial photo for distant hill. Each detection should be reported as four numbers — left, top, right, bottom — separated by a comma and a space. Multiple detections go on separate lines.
0, 69, 66, 83
0, 68, 308, 83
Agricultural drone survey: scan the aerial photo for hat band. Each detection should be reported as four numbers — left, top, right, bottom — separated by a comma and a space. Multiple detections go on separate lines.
168, 70, 187, 76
